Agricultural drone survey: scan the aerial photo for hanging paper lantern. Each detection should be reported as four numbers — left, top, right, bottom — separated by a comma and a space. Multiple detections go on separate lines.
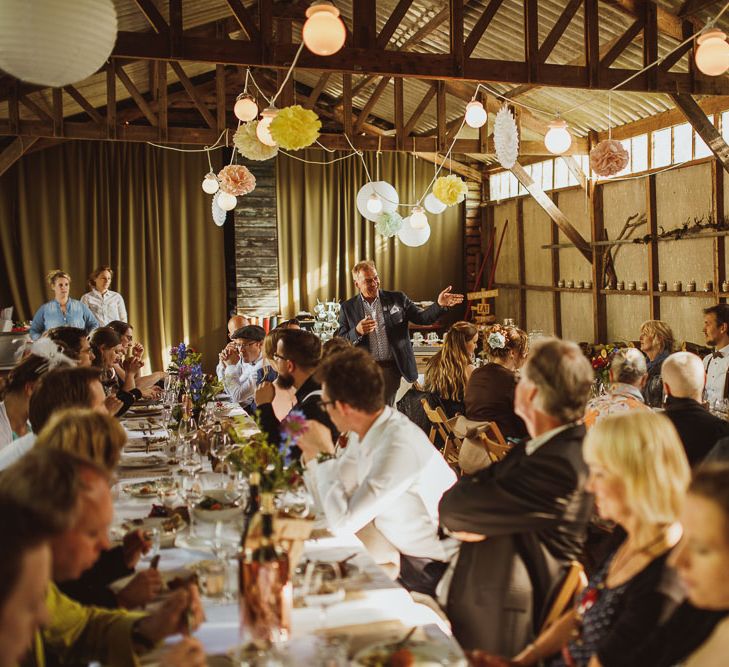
494, 104, 519, 169
544, 119, 572, 155
233, 122, 279, 161
0, 0, 118, 87
356, 181, 399, 222
201, 172, 220, 194
218, 164, 256, 196
257, 107, 279, 147
590, 139, 629, 177
217, 192, 238, 211
234, 94, 258, 122
433, 174, 468, 206
269, 105, 322, 151
366, 193, 383, 214
424, 192, 447, 214
211, 192, 227, 226
398, 216, 431, 247
374, 211, 403, 238
302, 2, 347, 56
410, 206, 428, 230
695, 29, 729, 76
465, 100, 487, 129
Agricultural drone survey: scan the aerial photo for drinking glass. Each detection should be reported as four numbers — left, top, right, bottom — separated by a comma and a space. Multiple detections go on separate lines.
302, 561, 345, 629
212, 520, 242, 601
163, 373, 174, 393
140, 527, 161, 563
181, 474, 203, 537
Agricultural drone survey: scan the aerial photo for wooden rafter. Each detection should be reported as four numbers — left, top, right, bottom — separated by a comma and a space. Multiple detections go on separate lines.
64, 85, 103, 124
169, 61, 216, 128
678, 0, 718, 18
600, 17, 645, 69
132, 0, 169, 34
225, 0, 260, 42
377, 0, 414, 49
305, 72, 331, 110
403, 84, 437, 136
116, 65, 157, 126
464, 0, 505, 57
354, 76, 391, 133
0, 136, 38, 178
538, 0, 582, 63
672, 93, 729, 176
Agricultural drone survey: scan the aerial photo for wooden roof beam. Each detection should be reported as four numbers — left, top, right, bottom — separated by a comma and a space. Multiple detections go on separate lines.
678, 0, 718, 18
377, 0, 415, 49
0, 136, 38, 178
354, 76, 391, 133
225, 0, 260, 42
672, 93, 729, 176
132, 0, 169, 34
169, 61, 216, 128
602, 0, 701, 41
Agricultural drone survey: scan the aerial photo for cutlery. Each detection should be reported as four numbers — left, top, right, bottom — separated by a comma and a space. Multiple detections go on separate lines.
393, 626, 417, 650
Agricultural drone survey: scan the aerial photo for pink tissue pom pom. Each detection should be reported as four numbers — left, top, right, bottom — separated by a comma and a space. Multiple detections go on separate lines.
218, 164, 256, 196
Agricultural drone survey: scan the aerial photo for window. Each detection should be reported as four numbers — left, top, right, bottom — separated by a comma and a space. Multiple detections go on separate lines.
554, 157, 569, 189
673, 122, 692, 163
541, 159, 554, 190
694, 115, 714, 159
631, 134, 648, 173
652, 128, 671, 168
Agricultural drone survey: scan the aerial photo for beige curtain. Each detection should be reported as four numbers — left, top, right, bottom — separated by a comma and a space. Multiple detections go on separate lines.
276, 150, 464, 315
0, 141, 226, 372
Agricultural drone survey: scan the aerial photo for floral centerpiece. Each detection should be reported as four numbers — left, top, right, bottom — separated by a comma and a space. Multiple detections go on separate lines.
226, 410, 307, 493
587, 342, 632, 392
167, 342, 223, 413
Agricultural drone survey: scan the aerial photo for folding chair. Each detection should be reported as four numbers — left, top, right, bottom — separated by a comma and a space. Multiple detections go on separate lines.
421, 398, 463, 472
540, 561, 588, 632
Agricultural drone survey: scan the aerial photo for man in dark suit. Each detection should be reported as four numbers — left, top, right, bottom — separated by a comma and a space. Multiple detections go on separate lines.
438, 338, 594, 655
336, 260, 463, 405
662, 351, 729, 466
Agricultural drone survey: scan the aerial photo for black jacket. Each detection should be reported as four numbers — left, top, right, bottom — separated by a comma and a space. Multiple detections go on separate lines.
337, 289, 445, 382
663, 396, 729, 466
439, 424, 593, 654
57, 546, 133, 608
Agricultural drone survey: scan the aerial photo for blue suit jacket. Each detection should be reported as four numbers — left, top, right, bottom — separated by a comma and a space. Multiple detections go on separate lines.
336, 289, 445, 382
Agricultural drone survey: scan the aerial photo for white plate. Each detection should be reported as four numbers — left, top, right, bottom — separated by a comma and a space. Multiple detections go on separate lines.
353, 639, 466, 667
119, 454, 168, 468
121, 516, 185, 548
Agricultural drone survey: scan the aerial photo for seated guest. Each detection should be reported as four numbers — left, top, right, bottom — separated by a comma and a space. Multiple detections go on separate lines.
439, 338, 594, 655
0, 366, 113, 470
91, 327, 145, 415
473, 411, 688, 667
46, 326, 95, 366
80, 265, 127, 326
298, 347, 458, 595
35, 408, 162, 610
702, 303, 729, 406
322, 336, 352, 358
0, 448, 205, 666
220, 325, 266, 411
262, 330, 295, 420
256, 328, 338, 446
107, 320, 165, 392
662, 352, 729, 466
464, 324, 529, 439
30, 269, 98, 340
216, 314, 250, 380
423, 321, 478, 418
639, 319, 674, 407
583, 347, 650, 428
0, 354, 47, 446
279, 318, 301, 329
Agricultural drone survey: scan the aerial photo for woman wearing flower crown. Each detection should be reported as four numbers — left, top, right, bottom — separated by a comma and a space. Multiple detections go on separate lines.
469, 410, 688, 667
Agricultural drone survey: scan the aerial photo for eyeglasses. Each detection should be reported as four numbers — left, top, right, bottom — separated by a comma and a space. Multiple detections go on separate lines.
272, 353, 290, 362
236, 340, 260, 348
317, 399, 337, 411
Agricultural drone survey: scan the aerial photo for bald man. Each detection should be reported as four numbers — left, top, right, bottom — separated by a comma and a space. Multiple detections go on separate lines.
662, 351, 729, 466
216, 315, 250, 381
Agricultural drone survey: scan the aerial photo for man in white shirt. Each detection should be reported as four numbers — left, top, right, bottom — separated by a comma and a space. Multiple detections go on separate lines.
220, 325, 265, 411
298, 347, 457, 596
216, 315, 250, 381
703, 304, 729, 405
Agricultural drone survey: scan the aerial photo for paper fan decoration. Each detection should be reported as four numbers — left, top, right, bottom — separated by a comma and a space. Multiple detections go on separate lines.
374, 211, 403, 238
269, 105, 322, 150
494, 104, 519, 169
590, 139, 629, 177
233, 122, 279, 161
432, 174, 468, 206
211, 192, 227, 226
218, 164, 256, 196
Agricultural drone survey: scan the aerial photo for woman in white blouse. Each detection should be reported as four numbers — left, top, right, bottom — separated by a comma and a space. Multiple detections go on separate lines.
80, 265, 127, 326
0, 354, 47, 447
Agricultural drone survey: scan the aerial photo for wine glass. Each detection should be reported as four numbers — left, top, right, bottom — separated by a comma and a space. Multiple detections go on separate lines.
212, 520, 242, 601
302, 561, 345, 629
181, 474, 203, 537
140, 527, 161, 563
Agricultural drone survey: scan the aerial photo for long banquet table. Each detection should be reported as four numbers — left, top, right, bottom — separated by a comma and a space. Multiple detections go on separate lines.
116, 405, 466, 665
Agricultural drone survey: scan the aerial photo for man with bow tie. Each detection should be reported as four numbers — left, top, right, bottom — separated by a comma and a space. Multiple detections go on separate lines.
337, 260, 464, 406
703, 304, 729, 406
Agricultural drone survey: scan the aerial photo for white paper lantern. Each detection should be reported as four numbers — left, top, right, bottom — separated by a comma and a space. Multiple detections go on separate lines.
465, 100, 487, 129
202, 172, 220, 194
366, 193, 383, 214
410, 206, 428, 230
544, 119, 572, 155
356, 181, 399, 222
217, 191, 238, 211
398, 216, 431, 247
234, 94, 258, 122
303, 2, 347, 56
0, 0, 118, 87
256, 107, 279, 147
695, 29, 729, 76
494, 104, 519, 169
424, 192, 447, 214
211, 192, 227, 226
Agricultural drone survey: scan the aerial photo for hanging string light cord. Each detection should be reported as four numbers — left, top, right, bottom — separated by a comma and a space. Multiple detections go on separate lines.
146, 129, 228, 152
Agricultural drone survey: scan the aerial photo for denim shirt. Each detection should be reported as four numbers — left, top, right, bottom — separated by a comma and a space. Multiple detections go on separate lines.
29, 299, 99, 340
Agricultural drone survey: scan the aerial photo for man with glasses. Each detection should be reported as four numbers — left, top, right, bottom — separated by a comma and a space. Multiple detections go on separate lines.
337, 260, 463, 405
220, 325, 267, 412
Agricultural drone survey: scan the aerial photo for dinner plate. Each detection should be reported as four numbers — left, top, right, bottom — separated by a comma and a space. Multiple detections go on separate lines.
119, 454, 168, 468
128, 407, 163, 417
352, 639, 466, 667
121, 516, 185, 548
122, 477, 176, 497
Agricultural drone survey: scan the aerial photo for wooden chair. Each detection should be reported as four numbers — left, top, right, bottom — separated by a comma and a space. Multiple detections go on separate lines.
540, 561, 587, 632
420, 398, 463, 472
472, 422, 512, 464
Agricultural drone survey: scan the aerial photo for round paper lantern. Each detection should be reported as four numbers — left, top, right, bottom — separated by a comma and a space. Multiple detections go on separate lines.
356, 181, 398, 222
494, 104, 519, 169
465, 100, 487, 129
201, 172, 220, 194
303, 2, 346, 56
410, 206, 428, 230
424, 192, 447, 214
217, 192, 238, 211
544, 119, 572, 155
234, 94, 258, 122
0, 0, 118, 87
695, 29, 729, 76
256, 107, 279, 147
398, 216, 431, 247
590, 139, 630, 177
211, 192, 227, 226
366, 193, 383, 214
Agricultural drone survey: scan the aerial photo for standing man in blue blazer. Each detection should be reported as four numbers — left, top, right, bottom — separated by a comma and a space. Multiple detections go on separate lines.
337, 260, 464, 405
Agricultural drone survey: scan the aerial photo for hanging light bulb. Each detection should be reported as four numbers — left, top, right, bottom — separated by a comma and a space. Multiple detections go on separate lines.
410, 206, 428, 230
202, 172, 220, 194
695, 28, 729, 76
256, 106, 279, 147
544, 119, 572, 155
366, 192, 383, 214
302, 2, 347, 56
465, 100, 487, 129
217, 191, 238, 211
234, 93, 258, 122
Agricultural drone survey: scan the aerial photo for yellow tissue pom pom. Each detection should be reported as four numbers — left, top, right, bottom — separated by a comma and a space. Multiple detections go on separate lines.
432, 174, 468, 206
233, 122, 279, 161
269, 105, 322, 150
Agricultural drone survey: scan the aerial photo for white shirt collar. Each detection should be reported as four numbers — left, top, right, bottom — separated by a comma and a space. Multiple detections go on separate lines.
525, 422, 575, 456
357, 407, 390, 450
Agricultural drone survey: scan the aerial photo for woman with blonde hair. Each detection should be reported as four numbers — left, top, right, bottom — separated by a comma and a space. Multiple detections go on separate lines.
423, 321, 478, 418
80, 265, 127, 326
29, 270, 98, 340
471, 410, 690, 667
639, 319, 674, 408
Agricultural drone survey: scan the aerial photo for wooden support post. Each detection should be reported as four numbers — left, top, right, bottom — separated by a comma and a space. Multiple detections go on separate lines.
216, 64, 226, 134
403, 83, 436, 137
589, 179, 607, 342
158, 60, 168, 142
584, 0, 600, 89
0, 136, 39, 178
524, 0, 538, 83
538, 0, 582, 63
52, 88, 63, 137
259, 0, 273, 63
342, 73, 353, 137
305, 73, 331, 110
169, 0, 183, 58
550, 204, 563, 338
106, 62, 116, 140
394, 77, 404, 152
353, 0, 376, 48
561, 155, 587, 191
643, 0, 658, 91
436, 81, 446, 152
132, 0, 169, 33
479, 90, 489, 154
516, 198, 527, 329
713, 159, 726, 300
646, 173, 660, 319
450, 0, 464, 75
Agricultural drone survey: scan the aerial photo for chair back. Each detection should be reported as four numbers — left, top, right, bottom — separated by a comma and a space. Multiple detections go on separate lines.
540, 561, 587, 632
473, 422, 511, 463
421, 398, 462, 473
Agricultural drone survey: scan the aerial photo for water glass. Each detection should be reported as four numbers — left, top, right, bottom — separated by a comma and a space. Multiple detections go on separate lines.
302, 561, 345, 629
181, 474, 203, 536
199, 560, 227, 600
141, 527, 161, 563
